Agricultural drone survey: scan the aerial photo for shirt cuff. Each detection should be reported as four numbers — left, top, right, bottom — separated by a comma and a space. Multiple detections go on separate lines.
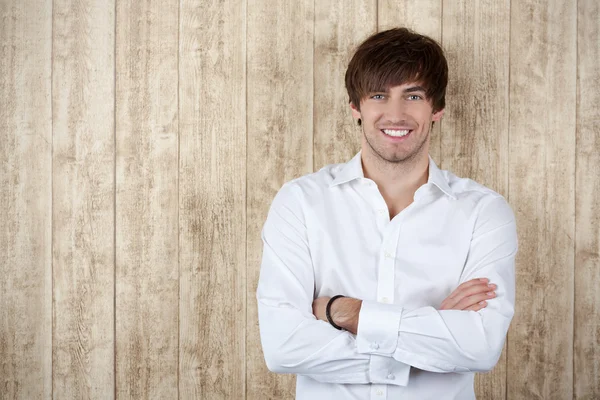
356, 300, 403, 356
368, 354, 410, 386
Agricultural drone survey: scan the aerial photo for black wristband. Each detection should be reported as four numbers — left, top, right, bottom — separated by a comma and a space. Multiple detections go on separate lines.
326, 295, 345, 330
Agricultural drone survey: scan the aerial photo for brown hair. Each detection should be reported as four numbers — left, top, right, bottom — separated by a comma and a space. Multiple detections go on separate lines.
345, 27, 448, 113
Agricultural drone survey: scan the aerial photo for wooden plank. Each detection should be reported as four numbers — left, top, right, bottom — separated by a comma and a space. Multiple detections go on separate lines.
246, 1, 314, 399
507, 0, 576, 398
0, 1, 52, 398
313, 1, 376, 170
52, 1, 116, 397
115, 0, 179, 398
178, 1, 246, 398
574, 1, 600, 398
441, 2, 510, 397
378, 0, 442, 162
378, 0, 441, 39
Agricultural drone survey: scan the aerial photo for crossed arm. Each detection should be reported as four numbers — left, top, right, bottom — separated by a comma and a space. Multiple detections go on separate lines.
312, 278, 498, 334
257, 189, 517, 386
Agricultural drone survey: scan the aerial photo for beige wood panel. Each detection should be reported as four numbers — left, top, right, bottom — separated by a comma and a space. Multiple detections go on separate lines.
115, 0, 179, 398
507, 1, 576, 398
378, 0, 443, 163
246, 1, 314, 399
575, 1, 600, 398
313, 1, 376, 170
178, 1, 246, 398
377, 0, 441, 40
52, 1, 115, 398
441, 2, 510, 397
0, 1, 52, 398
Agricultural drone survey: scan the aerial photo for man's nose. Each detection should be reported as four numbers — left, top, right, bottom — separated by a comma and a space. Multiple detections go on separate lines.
383, 99, 408, 122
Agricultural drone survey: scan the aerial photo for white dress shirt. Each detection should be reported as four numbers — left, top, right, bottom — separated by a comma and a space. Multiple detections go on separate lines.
256, 152, 517, 400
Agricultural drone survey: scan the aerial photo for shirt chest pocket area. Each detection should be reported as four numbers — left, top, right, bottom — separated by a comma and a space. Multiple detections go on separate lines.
394, 243, 467, 308
395, 242, 467, 280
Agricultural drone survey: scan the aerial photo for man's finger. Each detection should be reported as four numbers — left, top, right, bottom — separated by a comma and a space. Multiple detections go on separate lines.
465, 301, 487, 312
446, 278, 489, 299
454, 291, 496, 310
457, 283, 496, 300
442, 282, 495, 309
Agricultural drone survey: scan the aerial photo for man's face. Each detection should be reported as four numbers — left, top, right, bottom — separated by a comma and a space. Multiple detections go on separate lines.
351, 83, 444, 164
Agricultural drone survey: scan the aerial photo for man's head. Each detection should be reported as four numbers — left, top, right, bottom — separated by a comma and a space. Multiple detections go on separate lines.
344, 28, 448, 164
345, 27, 448, 115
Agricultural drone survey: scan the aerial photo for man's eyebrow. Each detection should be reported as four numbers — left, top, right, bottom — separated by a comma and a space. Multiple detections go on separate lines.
404, 86, 427, 93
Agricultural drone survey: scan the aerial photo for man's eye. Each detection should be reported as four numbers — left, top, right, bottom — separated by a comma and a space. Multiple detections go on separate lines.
408, 94, 422, 100
371, 94, 385, 100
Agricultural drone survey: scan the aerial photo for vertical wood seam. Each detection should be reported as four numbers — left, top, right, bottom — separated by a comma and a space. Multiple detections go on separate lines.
573, 0, 578, 396
113, 0, 118, 398
312, 0, 316, 172
177, 0, 181, 398
375, 0, 378, 31
244, 0, 249, 397
244, 2, 248, 398
51, 0, 55, 398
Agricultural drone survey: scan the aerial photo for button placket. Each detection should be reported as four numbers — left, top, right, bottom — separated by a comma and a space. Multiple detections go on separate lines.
377, 221, 399, 305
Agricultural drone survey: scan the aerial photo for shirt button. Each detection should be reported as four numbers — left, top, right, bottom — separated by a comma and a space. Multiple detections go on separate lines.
385, 252, 393, 258
370, 342, 379, 350
380, 297, 390, 304
376, 389, 384, 396
387, 374, 395, 380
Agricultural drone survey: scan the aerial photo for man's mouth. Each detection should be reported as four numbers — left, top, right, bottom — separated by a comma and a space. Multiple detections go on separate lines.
381, 128, 412, 137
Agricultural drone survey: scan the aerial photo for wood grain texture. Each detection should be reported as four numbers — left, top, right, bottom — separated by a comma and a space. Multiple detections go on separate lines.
507, 1, 576, 399
246, 1, 314, 399
115, 0, 179, 398
441, 2, 510, 397
313, 1, 376, 170
178, 1, 246, 398
0, 1, 52, 398
574, 1, 600, 398
378, 0, 443, 163
3, 2, 600, 399
52, 0, 115, 398
377, 0, 441, 38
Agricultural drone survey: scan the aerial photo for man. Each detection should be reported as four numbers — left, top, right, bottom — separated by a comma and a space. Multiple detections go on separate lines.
256, 27, 517, 400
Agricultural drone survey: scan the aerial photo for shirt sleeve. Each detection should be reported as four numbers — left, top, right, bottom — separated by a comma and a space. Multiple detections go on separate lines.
257, 182, 411, 386
356, 195, 518, 373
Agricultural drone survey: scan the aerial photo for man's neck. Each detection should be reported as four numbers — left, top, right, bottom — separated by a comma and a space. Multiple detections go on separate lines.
361, 148, 429, 215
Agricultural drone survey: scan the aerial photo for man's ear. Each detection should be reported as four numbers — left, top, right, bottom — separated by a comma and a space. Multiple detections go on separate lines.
350, 102, 361, 120
432, 108, 445, 122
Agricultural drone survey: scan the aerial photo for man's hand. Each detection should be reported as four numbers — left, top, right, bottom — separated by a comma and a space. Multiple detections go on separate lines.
440, 278, 496, 311
312, 278, 496, 334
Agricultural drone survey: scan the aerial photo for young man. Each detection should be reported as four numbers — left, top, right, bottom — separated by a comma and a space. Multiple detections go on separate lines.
256, 28, 517, 400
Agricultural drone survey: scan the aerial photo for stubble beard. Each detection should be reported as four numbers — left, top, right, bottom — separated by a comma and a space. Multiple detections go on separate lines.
362, 123, 430, 165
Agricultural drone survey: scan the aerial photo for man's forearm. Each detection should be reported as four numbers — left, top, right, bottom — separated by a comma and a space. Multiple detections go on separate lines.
329, 297, 362, 334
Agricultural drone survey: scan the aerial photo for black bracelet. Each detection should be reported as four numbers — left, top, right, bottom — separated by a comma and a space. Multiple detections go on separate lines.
326, 295, 345, 330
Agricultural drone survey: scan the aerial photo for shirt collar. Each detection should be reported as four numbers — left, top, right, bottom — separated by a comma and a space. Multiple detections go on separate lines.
427, 156, 456, 199
329, 151, 364, 187
330, 151, 456, 200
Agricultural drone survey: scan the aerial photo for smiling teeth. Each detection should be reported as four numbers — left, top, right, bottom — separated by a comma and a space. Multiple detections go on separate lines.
383, 129, 410, 137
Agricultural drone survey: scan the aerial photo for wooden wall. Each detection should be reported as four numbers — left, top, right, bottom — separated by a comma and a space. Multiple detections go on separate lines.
1, 0, 598, 399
